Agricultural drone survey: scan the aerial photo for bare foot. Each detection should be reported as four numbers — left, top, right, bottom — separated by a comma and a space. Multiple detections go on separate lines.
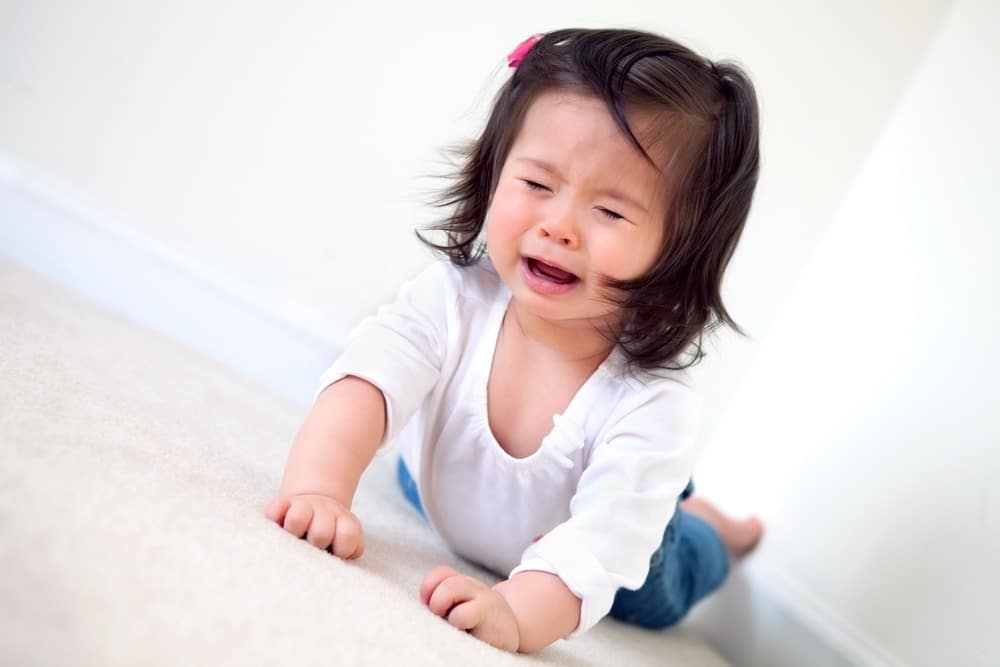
680, 495, 764, 558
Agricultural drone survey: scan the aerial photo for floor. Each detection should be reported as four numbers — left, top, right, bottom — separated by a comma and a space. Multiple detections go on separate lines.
0, 258, 730, 666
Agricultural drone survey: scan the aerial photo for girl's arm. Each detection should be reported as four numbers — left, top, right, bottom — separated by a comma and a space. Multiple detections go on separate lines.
278, 375, 386, 506
421, 566, 581, 653
493, 571, 581, 652
265, 375, 386, 557
269, 262, 456, 555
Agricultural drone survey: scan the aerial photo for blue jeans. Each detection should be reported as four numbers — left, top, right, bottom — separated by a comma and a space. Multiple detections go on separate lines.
396, 457, 729, 629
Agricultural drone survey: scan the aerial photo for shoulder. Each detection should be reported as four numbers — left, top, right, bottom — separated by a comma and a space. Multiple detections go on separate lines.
450, 255, 507, 305
408, 256, 506, 304
596, 358, 702, 437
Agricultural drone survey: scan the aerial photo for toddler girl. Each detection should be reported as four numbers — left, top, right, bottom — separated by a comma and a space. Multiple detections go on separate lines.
266, 28, 763, 654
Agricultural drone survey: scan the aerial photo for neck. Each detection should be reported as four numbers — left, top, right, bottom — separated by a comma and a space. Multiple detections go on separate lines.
507, 300, 615, 368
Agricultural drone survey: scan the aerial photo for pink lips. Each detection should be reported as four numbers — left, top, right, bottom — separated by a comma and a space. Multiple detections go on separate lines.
520, 256, 580, 296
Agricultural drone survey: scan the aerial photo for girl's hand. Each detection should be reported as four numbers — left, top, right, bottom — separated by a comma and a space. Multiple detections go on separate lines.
265, 493, 365, 559
420, 565, 520, 653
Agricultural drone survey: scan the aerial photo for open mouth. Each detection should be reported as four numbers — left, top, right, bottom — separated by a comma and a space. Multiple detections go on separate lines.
525, 257, 579, 285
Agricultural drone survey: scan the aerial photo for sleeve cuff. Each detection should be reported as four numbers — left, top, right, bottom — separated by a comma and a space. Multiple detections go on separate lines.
509, 525, 619, 637
313, 364, 396, 455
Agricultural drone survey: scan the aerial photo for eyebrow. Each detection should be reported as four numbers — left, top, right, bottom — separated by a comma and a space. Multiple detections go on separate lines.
515, 157, 649, 215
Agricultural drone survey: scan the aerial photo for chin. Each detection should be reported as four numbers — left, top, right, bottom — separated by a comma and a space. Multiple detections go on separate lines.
516, 292, 603, 325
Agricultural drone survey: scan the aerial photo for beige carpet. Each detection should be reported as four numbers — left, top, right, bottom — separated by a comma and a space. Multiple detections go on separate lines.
0, 258, 729, 666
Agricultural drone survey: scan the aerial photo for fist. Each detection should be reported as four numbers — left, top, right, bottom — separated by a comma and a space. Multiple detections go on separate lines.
420, 565, 520, 653
265, 493, 365, 559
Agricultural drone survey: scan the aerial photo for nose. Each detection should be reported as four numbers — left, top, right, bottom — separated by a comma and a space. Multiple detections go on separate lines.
537, 203, 579, 249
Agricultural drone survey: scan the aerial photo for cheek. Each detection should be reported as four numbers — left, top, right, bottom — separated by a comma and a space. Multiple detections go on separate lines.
485, 208, 516, 260
586, 228, 632, 268
486, 185, 531, 246
587, 229, 661, 281
491, 182, 528, 220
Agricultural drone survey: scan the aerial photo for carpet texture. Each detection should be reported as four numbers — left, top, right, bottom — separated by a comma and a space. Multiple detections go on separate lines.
0, 258, 728, 666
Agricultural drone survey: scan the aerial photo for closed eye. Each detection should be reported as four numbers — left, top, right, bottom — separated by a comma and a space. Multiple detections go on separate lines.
597, 207, 625, 221
523, 180, 550, 192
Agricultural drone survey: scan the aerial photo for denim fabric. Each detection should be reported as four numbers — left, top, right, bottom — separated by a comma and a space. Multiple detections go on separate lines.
607, 497, 729, 628
395, 457, 728, 629
396, 455, 426, 518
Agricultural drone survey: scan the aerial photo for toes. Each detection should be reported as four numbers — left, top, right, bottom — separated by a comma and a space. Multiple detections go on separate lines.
733, 516, 765, 557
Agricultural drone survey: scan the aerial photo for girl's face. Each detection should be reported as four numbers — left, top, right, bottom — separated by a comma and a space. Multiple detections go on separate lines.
486, 90, 668, 332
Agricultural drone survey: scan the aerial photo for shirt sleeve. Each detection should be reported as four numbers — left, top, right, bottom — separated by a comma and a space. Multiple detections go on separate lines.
508, 378, 702, 637
313, 260, 456, 451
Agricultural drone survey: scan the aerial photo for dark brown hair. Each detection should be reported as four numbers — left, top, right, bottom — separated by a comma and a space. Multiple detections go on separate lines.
416, 28, 760, 372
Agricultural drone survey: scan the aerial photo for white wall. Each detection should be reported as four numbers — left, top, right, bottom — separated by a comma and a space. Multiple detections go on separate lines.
0, 1, 950, 410
696, 0, 999, 663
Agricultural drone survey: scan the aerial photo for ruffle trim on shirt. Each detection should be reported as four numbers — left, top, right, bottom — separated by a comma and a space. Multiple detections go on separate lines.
470, 409, 588, 486
542, 413, 586, 469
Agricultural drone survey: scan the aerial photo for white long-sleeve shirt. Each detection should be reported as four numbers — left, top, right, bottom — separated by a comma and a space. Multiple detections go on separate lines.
316, 258, 701, 636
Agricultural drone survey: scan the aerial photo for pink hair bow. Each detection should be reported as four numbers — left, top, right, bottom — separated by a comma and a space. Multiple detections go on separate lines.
507, 33, 544, 68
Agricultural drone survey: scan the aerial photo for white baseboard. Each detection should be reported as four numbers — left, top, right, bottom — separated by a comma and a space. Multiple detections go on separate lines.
0, 154, 890, 667
688, 556, 898, 666
0, 155, 342, 407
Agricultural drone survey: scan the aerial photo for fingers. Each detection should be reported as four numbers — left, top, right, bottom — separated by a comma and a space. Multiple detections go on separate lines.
446, 600, 483, 631
420, 565, 461, 605
419, 568, 520, 652
282, 500, 315, 538
305, 512, 337, 551
267, 495, 365, 559
265, 497, 290, 524
332, 514, 365, 559
426, 571, 484, 619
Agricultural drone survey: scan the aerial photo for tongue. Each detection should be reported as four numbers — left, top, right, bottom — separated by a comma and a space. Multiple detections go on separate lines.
534, 260, 576, 283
